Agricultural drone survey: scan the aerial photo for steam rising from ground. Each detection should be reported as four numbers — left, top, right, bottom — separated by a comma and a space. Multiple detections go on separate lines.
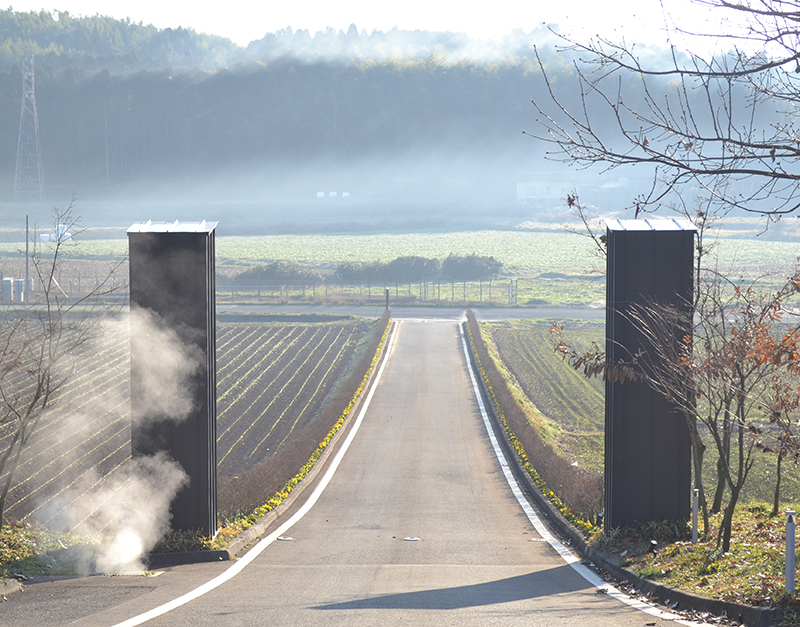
129, 306, 204, 427
31, 308, 204, 574
67, 453, 188, 575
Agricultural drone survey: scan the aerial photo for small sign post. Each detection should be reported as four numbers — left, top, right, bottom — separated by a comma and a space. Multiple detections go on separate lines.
788, 510, 796, 596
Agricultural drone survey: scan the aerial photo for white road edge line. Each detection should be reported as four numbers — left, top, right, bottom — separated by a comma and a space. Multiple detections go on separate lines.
458, 324, 707, 627
110, 321, 400, 627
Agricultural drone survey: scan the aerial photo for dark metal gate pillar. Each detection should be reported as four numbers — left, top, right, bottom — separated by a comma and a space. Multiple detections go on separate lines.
128, 220, 218, 535
605, 218, 694, 530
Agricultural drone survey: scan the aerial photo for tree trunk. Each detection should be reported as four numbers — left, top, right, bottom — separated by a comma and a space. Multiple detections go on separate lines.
0, 428, 22, 524
718, 484, 742, 553
688, 416, 710, 536
771, 451, 783, 518
711, 454, 726, 514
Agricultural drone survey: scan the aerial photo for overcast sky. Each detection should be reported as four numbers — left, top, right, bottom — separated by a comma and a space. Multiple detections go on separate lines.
6, 0, 727, 49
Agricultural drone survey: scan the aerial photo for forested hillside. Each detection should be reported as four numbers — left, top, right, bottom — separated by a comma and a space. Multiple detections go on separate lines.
0, 9, 237, 72
0, 9, 697, 208
0, 58, 552, 196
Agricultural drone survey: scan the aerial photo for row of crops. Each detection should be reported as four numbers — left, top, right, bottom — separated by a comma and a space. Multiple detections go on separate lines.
485, 319, 800, 502
0, 318, 368, 529
484, 320, 606, 474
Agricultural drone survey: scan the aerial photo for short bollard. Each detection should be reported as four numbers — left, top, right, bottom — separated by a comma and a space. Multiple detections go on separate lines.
692, 489, 699, 544
787, 510, 796, 596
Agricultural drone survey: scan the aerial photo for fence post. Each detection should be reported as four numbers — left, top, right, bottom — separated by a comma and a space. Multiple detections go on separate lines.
692, 488, 699, 544
788, 510, 797, 596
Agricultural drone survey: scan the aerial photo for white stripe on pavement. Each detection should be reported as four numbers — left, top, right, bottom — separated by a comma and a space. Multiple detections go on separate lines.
110, 322, 399, 627
458, 323, 706, 627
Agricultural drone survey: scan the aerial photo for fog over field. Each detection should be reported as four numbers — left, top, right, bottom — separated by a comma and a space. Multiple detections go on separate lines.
0, 9, 791, 240
0, 12, 685, 234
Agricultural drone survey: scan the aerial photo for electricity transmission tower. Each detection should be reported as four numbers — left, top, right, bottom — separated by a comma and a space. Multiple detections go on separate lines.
13, 55, 45, 202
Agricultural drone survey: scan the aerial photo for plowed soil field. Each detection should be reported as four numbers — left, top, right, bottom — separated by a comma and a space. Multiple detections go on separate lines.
0, 318, 369, 528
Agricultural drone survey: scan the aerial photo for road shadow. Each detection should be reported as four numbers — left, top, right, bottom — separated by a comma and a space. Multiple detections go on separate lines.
312, 564, 593, 611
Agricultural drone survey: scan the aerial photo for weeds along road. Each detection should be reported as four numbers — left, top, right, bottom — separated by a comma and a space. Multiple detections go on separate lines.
3, 321, 673, 627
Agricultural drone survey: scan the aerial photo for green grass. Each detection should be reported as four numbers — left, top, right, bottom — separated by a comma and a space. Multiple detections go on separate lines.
556, 432, 605, 474
484, 320, 606, 470
517, 278, 605, 307
594, 503, 800, 624
487, 320, 605, 431
480, 327, 563, 442
0, 522, 101, 578
700, 440, 800, 506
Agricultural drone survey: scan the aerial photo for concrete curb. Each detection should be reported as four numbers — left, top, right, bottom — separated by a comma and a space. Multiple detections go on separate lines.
462, 320, 781, 627
144, 550, 231, 569
0, 576, 23, 601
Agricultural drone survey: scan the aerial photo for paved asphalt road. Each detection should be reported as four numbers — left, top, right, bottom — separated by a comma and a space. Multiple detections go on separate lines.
1, 320, 681, 627
218, 303, 606, 321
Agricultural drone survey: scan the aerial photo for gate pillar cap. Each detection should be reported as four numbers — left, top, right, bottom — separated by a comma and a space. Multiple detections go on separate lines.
605, 218, 696, 232
128, 220, 218, 234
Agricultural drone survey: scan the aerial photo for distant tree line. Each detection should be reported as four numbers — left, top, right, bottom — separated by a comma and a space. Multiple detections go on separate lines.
0, 8, 706, 198
230, 261, 322, 285
0, 9, 236, 72
228, 254, 502, 286
0, 10, 566, 73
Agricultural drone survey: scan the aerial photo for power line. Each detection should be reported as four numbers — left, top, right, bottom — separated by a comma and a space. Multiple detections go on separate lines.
13, 55, 45, 202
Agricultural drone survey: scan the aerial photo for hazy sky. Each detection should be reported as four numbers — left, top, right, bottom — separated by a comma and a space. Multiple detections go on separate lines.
8, 0, 725, 48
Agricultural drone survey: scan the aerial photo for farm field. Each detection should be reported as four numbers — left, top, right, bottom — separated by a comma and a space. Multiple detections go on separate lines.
10, 226, 797, 273
0, 220, 796, 276
0, 317, 370, 529
484, 320, 606, 473
485, 319, 800, 503
0, 219, 797, 308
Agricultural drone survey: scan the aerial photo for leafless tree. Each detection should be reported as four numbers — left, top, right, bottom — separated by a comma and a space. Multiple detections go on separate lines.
530, 0, 800, 221
0, 203, 122, 524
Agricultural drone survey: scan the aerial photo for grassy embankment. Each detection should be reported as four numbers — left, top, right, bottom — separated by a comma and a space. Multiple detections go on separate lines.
466, 312, 603, 524
482, 318, 800, 623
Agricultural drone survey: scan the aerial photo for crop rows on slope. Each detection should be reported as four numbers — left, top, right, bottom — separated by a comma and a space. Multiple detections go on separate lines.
1, 320, 364, 527
2, 342, 131, 526
215, 322, 360, 475
488, 321, 604, 432
487, 321, 606, 473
